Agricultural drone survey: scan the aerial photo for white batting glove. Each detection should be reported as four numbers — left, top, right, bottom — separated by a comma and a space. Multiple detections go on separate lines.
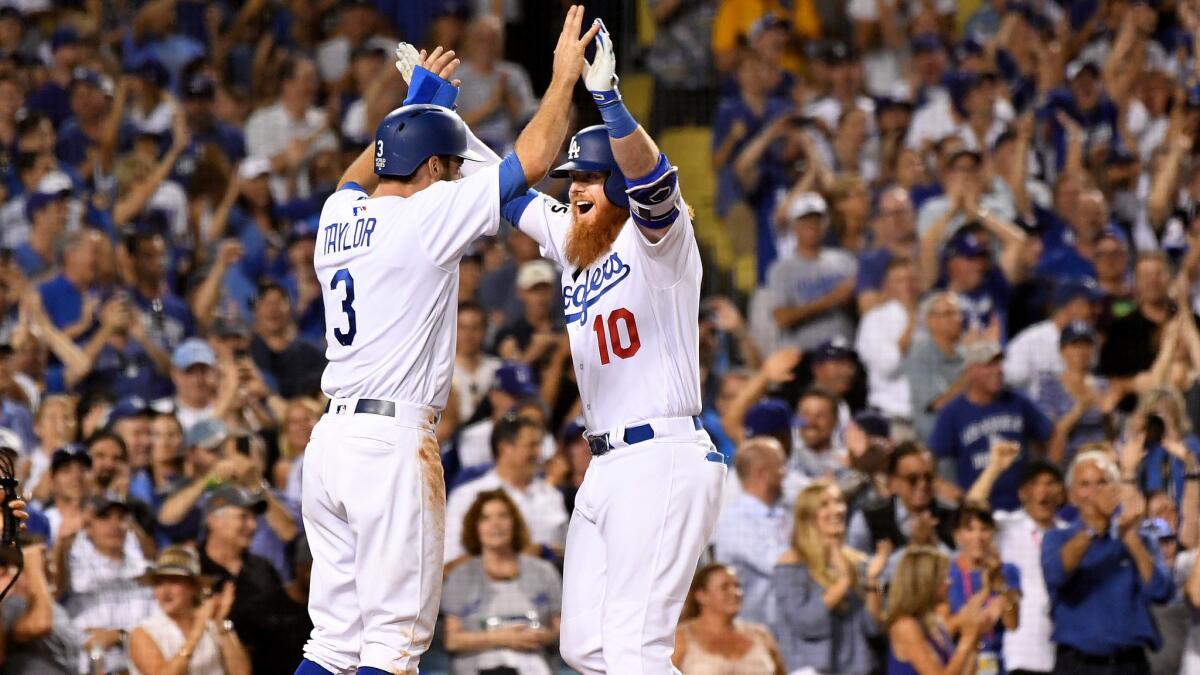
583, 18, 618, 93
395, 42, 421, 84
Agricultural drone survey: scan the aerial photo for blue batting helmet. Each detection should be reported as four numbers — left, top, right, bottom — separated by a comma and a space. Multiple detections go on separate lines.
373, 104, 483, 178
549, 125, 628, 208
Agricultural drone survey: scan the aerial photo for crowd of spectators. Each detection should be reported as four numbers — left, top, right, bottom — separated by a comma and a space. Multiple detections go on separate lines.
0, 0, 1199, 674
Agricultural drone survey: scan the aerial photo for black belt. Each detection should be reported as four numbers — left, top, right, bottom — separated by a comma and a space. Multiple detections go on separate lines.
1056, 644, 1147, 667
586, 417, 703, 456
325, 398, 396, 417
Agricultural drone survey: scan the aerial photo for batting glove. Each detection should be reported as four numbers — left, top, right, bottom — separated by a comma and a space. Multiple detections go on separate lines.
396, 42, 459, 109
583, 19, 620, 107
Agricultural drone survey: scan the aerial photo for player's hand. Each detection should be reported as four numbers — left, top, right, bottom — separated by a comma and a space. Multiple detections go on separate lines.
416, 45, 462, 87
582, 17, 616, 92
552, 6, 602, 87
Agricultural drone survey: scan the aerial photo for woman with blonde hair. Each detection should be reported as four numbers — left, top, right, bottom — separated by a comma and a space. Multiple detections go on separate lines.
772, 481, 888, 674
672, 563, 786, 674
886, 546, 987, 675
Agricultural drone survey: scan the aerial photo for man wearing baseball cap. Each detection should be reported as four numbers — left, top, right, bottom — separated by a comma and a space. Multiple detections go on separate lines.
1004, 278, 1099, 389
170, 338, 219, 433
928, 340, 1053, 510
449, 362, 556, 475
765, 191, 858, 351
493, 260, 563, 360
13, 180, 69, 277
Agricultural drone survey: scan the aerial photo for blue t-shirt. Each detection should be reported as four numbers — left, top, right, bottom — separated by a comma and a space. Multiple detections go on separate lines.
25, 82, 72, 127
711, 95, 793, 217
928, 389, 1054, 510
1038, 88, 1121, 172
856, 247, 895, 294
130, 288, 194, 355
948, 559, 1021, 674
38, 275, 89, 334
13, 243, 50, 279
946, 267, 1011, 338
84, 339, 163, 401
1137, 436, 1200, 506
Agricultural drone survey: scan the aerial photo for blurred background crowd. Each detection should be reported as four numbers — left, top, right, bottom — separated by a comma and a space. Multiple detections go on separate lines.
0, 0, 1198, 674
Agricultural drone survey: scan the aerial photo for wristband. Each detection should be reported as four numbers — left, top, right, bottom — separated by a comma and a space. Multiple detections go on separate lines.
592, 89, 638, 139
404, 66, 459, 109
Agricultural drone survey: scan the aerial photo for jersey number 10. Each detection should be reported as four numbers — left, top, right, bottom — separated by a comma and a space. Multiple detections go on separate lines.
592, 308, 640, 365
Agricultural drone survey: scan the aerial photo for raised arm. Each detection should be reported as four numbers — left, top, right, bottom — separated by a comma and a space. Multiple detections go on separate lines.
582, 19, 681, 242
512, 6, 599, 187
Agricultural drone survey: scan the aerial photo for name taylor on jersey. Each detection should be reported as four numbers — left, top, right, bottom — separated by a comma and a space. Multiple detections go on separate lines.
321, 210, 377, 255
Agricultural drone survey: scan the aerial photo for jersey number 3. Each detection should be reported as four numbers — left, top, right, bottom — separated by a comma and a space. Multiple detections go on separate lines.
592, 308, 640, 365
331, 268, 357, 346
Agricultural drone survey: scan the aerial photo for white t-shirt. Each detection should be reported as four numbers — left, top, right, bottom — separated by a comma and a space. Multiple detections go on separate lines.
855, 299, 913, 418
511, 192, 703, 434
316, 165, 502, 409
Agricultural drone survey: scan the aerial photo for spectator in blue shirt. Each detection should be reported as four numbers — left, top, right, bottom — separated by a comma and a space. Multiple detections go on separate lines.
37, 230, 102, 342
175, 73, 245, 186
929, 340, 1054, 510
857, 186, 918, 315
14, 186, 69, 279
1041, 450, 1174, 673
24, 29, 84, 128
946, 501, 1021, 675
1038, 60, 1121, 173
124, 232, 194, 389
934, 228, 1012, 337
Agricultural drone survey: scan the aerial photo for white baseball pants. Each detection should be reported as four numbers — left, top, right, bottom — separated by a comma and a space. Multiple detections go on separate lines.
300, 399, 444, 674
560, 426, 726, 674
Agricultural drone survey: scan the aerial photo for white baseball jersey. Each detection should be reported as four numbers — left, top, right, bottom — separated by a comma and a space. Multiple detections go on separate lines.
316, 165, 501, 409
512, 195, 702, 432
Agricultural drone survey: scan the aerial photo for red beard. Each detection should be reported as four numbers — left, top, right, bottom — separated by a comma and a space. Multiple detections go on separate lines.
564, 198, 627, 269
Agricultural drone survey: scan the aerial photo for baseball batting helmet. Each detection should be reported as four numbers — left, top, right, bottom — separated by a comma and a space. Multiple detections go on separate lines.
373, 104, 484, 178
549, 125, 628, 208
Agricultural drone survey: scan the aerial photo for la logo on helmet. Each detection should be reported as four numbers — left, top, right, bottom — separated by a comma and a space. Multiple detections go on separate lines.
568, 137, 580, 160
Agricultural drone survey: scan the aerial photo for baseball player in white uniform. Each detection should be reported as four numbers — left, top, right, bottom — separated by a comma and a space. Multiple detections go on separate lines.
498, 21, 727, 674
294, 11, 599, 674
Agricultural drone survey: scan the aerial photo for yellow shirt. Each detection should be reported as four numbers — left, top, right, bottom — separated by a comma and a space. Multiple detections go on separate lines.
711, 0, 821, 73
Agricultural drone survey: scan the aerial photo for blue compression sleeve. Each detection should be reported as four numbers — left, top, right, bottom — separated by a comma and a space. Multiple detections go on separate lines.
403, 66, 459, 109
498, 153, 528, 203
502, 190, 538, 226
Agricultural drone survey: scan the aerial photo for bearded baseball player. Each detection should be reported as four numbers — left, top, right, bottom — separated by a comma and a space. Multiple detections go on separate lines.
293, 10, 598, 675
498, 20, 727, 674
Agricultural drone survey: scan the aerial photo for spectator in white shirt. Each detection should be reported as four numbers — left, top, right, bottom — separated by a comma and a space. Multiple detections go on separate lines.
452, 301, 501, 423
169, 338, 218, 435
856, 257, 919, 423
1004, 279, 1099, 390
965, 448, 1067, 675
454, 362, 555, 471
445, 416, 568, 564
712, 438, 792, 626
243, 56, 337, 202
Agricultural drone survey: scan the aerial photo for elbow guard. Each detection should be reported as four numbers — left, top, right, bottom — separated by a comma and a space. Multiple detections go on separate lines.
403, 66, 459, 109
625, 154, 680, 230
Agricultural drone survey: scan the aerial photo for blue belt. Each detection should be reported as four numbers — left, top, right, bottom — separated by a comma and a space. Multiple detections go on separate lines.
586, 416, 703, 456
324, 398, 395, 417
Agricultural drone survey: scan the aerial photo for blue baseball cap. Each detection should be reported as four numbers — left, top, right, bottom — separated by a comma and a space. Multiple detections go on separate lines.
50, 446, 91, 474
955, 36, 985, 61
289, 216, 320, 244
70, 68, 108, 93
912, 32, 944, 54
133, 58, 169, 89
184, 73, 216, 99
171, 338, 217, 370
1096, 225, 1130, 249
853, 409, 891, 439
946, 230, 989, 259
24, 189, 68, 221
185, 418, 228, 451
1052, 278, 1101, 309
810, 336, 856, 364
744, 398, 795, 438
108, 396, 151, 425
1059, 321, 1098, 348
494, 362, 539, 398
561, 416, 587, 444
51, 28, 80, 52
22, 505, 50, 542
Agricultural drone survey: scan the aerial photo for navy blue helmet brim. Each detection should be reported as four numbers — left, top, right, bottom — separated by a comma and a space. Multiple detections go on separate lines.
549, 159, 612, 178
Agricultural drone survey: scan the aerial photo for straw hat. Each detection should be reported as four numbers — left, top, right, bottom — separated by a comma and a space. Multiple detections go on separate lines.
138, 545, 215, 588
